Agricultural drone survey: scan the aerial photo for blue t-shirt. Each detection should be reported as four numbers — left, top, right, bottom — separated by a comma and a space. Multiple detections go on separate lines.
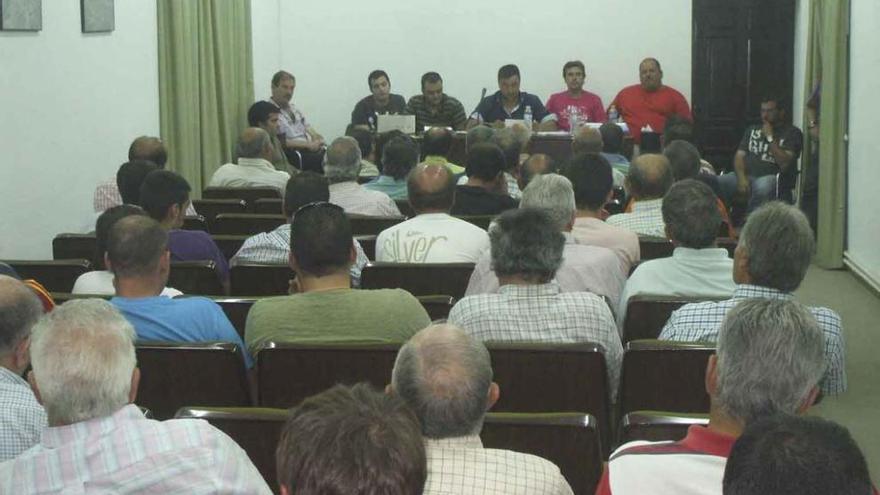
111, 296, 253, 368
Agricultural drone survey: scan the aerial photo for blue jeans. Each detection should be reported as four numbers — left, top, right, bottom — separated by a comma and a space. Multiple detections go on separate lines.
718, 173, 777, 213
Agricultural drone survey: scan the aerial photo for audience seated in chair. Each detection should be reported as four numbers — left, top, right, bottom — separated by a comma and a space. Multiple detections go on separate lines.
140, 169, 230, 292
376, 163, 489, 263
246, 100, 291, 172
618, 180, 735, 326
491, 127, 528, 200
663, 139, 732, 235
597, 298, 826, 495
450, 143, 519, 216
389, 324, 574, 495
518, 153, 556, 190
660, 202, 846, 396
0, 276, 47, 461
607, 153, 673, 237
466, 174, 625, 310
450, 208, 622, 394
363, 135, 420, 201
230, 172, 368, 286
562, 152, 640, 274
722, 414, 878, 495
106, 215, 252, 368
572, 126, 625, 187
72, 205, 182, 296
244, 202, 429, 354
207, 127, 290, 191
325, 136, 402, 217
599, 121, 631, 176
421, 126, 465, 174
0, 299, 270, 494
345, 125, 380, 178
276, 383, 426, 495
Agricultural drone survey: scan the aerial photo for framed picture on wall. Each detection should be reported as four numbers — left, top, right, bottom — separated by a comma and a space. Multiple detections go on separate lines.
81, 0, 114, 33
0, 0, 42, 31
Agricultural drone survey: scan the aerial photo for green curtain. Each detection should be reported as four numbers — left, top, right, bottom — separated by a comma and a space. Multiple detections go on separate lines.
157, 0, 254, 197
805, 0, 849, 268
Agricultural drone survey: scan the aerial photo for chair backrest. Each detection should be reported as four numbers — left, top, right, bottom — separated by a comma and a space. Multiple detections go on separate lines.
256, 343, 400, 408
622, 294, 717, 344
230, 264, 292, 296
417, 295, 454, 321
347, 215, 406, 236
168, 260, 224, 295
191, 199, 248, 228
135, 342, 251, 420
206, 297, 256, 339
212, 234, 250, 260
638, 236, 674, 260
618, 339, 715, 420
52, 233, 97, 264
182, 215, 208, 232
3, 259, 91, 292
354, 235, 377, 261
454, 215, 494, 230
212, 213, 286, 236
50, 292, 111, 304
174, 407, 286, 490
718, 237, 737, 258
482, 412, 602, 495
394, 200, 415, 218
360, 262, 474, 299
487, 343, 612, 455
526, 134, 574, 164
203, 187, 281, 205
253, 198, 283, 214
617, 411, 709, 447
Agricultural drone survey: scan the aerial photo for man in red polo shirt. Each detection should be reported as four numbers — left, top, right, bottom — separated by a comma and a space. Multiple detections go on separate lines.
609, 58, 692, 145
595, 298, 826, 495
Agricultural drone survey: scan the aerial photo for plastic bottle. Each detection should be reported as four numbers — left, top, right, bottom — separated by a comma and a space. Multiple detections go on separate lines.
523, 105, 533, 130
608, 105, 619, 123
569, 106, 580, 135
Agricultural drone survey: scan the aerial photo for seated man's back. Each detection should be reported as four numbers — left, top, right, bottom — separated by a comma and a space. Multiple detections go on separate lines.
207, 127, 290, 190
245, 288, 431, 353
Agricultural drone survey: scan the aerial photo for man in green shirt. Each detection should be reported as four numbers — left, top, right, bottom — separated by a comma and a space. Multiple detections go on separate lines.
244, 202, 430, 354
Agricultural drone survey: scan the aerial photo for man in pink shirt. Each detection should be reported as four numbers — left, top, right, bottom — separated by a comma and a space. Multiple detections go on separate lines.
610, 58, 692, 144
545, 61, 607, 131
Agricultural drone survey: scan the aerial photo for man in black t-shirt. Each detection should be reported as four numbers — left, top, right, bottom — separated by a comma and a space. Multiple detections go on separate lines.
465, 64, 557, 131
450, 143, 519, 216
351, 70, 408, 132
719, 96, 803, 212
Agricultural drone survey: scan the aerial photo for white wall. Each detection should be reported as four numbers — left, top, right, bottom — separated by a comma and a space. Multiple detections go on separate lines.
846, 0, 880, 289
252, 0, 692, 138
0, 0, 159, 259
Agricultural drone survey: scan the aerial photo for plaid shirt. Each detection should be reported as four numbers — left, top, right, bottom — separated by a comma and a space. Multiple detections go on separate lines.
231, 223, 369, 287
449, 282, 623, 396
424, 435, 573, 495
0, 404, 271, 494
329, 181, 402, 217
0, 367, 47, 462
93, 178, 198, 215
406, 94, 467, 130
660, 284, 846, 395
606, 198, 665, 237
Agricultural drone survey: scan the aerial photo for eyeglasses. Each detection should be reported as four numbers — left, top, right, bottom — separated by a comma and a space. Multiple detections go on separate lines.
293, 201, 344, 219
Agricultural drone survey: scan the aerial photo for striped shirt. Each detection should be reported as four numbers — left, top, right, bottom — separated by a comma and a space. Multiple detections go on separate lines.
606, 198, 665, 237
659, 284, 846, 395
329, 181, 402, 217
0, 367, 47, 462
0, 404, 271, 494
406, 94, 467, 130
93, 178, 198, 216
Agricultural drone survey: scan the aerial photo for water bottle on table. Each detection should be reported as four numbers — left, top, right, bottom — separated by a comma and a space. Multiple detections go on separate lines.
569, 106, 580, 135
523, 105, 533, 130
608, 105, 619, 123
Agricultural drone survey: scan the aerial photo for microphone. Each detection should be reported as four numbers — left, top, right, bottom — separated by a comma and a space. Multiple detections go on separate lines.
472, 87, 487, 120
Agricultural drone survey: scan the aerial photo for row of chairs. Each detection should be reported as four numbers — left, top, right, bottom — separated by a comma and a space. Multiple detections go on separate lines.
127, 340, 713, 457
194, 197, 419, 219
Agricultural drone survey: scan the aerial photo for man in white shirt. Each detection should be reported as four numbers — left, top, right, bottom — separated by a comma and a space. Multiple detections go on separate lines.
377, 163, 489, 263
0, 299, 270, 494
208, 127, 290, 191
618, 179, 735, 325
465, 173, 625, 310
325, 136, 402, 217
390, 323, 574, 495
607, 153, 673, 237
0, 276, 47, 461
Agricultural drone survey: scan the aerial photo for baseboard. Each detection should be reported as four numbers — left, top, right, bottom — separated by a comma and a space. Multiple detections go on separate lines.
843, 252, 880, 297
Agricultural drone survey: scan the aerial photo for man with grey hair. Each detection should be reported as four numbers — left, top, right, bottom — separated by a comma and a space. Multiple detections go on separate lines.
451, 208, 623, 393
597, 298, 826, 494
617, 179, 735, 327
465, 124, 496, 153
324, 136, 401, 217
660, 201, 845, 396
465, 173, 626, 310
208, 127, 291, 191
607, 153, 674, 237
0, 275, 47, 461
389, 323, 574, 494
0, 299, 270, 493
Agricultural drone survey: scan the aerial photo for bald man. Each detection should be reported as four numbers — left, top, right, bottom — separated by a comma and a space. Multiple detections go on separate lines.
208, 127, 291, 191
606, 153, 673, 237
376, 163, 490, 263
